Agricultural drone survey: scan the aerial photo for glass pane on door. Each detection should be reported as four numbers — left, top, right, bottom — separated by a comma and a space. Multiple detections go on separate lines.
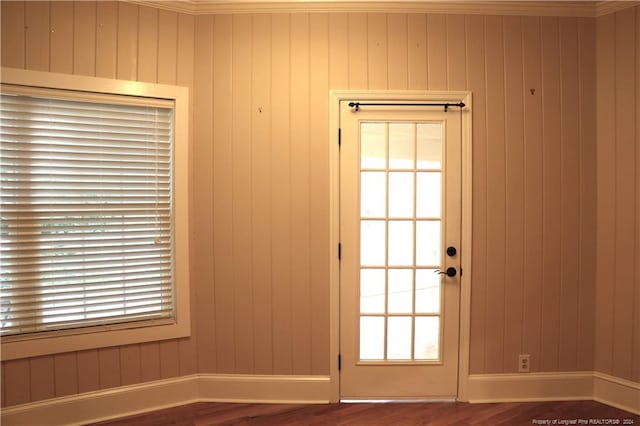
387, 269, 413, 314
358, 121, 444, 362
360, 316, 385, 360
360, 269, 386, 314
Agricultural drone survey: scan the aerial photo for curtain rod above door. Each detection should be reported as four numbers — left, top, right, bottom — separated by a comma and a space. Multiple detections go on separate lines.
347, 101, 465, 112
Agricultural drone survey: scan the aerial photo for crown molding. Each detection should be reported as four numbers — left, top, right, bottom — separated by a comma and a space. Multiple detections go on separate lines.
595, 0, 639, 17
126, 0, 639, 17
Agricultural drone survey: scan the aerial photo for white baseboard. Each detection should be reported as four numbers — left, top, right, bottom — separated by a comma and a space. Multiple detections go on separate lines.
196, 374, 331, 404
593, 372, 640, 415
3, 371, 637, 425
1, 374, 331, 426
466, 371, 639, 415
466, 372, 594, 403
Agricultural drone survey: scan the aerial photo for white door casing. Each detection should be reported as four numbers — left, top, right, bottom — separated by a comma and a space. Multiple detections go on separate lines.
328, 91, 472, 402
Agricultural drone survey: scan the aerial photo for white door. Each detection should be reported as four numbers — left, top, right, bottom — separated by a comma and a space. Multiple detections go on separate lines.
339, 101, 462, 399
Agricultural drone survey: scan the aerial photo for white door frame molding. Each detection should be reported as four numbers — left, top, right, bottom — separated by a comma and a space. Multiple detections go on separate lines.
328, 90, 473, 402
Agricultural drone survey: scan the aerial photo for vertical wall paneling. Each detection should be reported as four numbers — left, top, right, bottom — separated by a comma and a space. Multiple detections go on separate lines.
137, 6, 159, 83
577, 17, 596, 372
1, 1, 25, 68
25, 1, 50, 72
210, 15, 233, 374
139, 342, 160, 382
251, 14, 274, 375
209, 15, 234, 374
634, 6, 640, 384
231, 14, 255, 374
117, 6, 148, 384
116, 2, 138, 80
595, 7, 640, 383
95, 1, 118, 79
309, 12, 331, 375
76, 350, 100, 394
176, 12, 198, 377
407, 14, 427, 89
446, 15, 466, 90
427, 14, 447, 90
100, 0, 143, 387
290, 13, 313, 374
119, 345, 142, 386
156, 9, 181, 380
327, 13, 349, 89
521, 16, 544, 372
49, 2, 73, 74
540, 17, 562, 372
465, 14, 488, 374
328, 13, 348, 88
348, 13, 368, 89
73, 1, 96, 76
558, 18, 581, 372
271, 13, 293, 374
503, 16, 525, 372
53, 353, 78, 398
483, 15, 507, 373
136, 4, 163, 382
98, 348, 121, 390
194, 14, 217, 373
158, 10, 178, 87
612, 8, 636, 380
367, 13, 388, 89
29, 357, 54, 402
3, 360, 30, 406
96, 2, 118, 83
159, 343, 180, 380
387, 14, 408, 90
595, 13, 616, 375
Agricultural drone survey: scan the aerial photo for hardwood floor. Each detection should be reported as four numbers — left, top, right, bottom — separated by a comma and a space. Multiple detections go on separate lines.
91, 401, 639, 425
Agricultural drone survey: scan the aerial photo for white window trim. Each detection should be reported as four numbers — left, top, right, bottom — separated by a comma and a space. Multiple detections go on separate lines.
0, 67, 190, 360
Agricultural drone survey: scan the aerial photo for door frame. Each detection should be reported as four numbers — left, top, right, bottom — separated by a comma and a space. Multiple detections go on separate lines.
328, 90, 473, 403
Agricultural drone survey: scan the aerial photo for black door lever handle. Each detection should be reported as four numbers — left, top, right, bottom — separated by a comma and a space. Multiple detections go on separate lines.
434, 267, 457, 277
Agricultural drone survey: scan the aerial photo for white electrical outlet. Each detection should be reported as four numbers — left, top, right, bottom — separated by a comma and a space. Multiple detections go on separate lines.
518, 354, 531, 373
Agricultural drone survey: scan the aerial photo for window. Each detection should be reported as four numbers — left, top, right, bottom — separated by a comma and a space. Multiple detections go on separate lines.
0, 68, 190, 360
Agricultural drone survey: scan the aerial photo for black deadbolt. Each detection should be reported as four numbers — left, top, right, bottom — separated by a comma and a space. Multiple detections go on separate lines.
446, 246, 457, 257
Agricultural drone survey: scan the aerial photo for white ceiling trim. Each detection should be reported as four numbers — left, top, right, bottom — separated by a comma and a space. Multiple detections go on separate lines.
126, 0, 638, 17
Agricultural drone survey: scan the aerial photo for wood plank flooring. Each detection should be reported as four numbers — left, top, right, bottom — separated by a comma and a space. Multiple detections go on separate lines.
91, 401, 639, 425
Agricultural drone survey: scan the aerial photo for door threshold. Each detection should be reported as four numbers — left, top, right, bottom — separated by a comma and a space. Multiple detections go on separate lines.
340, 398, 457, 404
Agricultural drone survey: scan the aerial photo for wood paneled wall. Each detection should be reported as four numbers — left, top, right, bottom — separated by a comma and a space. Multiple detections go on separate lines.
190, 12, 331, 376
595, 6, 640, 383
190, 11, 597, 378
0, 1, 197, 407
465, 14, 597, 375
1, 0, 607, 407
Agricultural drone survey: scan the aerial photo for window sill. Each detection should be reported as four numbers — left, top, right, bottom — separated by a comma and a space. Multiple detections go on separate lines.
1, 319, 190, 360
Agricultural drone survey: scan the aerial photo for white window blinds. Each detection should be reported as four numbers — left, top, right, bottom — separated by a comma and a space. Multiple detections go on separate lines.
0, 86, 175, 337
